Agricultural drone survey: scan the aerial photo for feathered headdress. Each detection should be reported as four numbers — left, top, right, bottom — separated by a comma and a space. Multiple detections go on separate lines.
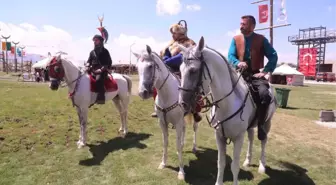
170, 20, 188, 35
97, 14, 109, 43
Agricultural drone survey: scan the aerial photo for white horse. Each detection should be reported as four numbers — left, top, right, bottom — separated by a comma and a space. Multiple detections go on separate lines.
47, 54, 132, 149
177, 37, 277, 185
132, 45, 202, 180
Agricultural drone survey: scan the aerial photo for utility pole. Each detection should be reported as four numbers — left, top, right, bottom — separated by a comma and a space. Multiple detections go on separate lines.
251, 0, 291, 46
12, 41, 20, 72
19, 46, 25, 73
1, 35, 11, 73
129, 42, 135, 74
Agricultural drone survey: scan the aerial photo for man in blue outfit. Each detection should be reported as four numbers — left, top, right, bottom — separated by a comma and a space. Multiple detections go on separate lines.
228, 15, 278, 140
150, 20, 203, 123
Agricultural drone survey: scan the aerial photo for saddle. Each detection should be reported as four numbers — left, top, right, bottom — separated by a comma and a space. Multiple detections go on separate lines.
88, 72, 118, 93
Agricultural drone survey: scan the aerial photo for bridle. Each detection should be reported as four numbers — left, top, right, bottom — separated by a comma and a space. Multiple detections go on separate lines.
178, 46, 246, 144
139, 53, 171, 92
47, 57, 83, 88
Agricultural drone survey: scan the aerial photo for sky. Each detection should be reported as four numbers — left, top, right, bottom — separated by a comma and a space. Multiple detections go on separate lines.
0, 0, 335, 66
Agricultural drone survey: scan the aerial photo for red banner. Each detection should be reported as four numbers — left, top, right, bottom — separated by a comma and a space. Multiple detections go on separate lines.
258, 4, 269, 23
10, 46, 15, 54
298, 48, 317, 77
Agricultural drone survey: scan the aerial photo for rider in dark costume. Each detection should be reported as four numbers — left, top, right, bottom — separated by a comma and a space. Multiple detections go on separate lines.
228, 15, 278, 140
86, 34, 113, 104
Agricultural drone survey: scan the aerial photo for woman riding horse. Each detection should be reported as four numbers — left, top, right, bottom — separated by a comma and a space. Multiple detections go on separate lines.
151, 20, 202, 122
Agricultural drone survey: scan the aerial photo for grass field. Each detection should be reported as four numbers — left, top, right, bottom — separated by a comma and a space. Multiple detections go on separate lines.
0, 78, 335, 185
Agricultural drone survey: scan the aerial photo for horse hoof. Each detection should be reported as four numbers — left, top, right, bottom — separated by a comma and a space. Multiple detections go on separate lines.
258, 165, 266, 174
192, 148, 197, 154
77, 141, 85, 149
243, 160, 250, 168
158, 163, 165, 169
177, 172, 185, 180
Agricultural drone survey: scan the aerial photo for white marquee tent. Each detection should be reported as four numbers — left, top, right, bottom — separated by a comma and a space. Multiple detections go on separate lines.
272, 63, 304, 86
32, 56, 54, 69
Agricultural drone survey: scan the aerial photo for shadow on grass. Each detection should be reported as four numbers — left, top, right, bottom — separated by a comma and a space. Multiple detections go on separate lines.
283, 106, 322, 111
258, 161, 316, 185
79, 132, 152, 166
166, 147, 254, 185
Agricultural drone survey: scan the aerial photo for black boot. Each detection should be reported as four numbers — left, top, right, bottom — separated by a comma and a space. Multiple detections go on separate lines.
257, 104, 268, 141
96, 92, 105, 104
193, 112, 202, 122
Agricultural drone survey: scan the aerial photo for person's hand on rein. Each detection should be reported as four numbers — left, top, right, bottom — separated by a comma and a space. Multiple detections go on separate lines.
95, 69, 102, 73
237, 61, 248, 70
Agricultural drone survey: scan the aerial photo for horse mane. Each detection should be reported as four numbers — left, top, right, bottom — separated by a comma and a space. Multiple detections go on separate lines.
61, 58, 80, 70
204, 46, 247, 99
151, 51, 181, 81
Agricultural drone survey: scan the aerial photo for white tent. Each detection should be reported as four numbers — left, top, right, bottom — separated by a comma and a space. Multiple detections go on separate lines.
32, 57, 54, 69
272, 64, 304, 86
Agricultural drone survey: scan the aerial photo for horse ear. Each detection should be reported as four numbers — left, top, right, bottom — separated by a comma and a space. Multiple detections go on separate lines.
197, 36, 205, 52
146, 45, 152, 55
56, 54, 62, 61
132, 52, 141, 59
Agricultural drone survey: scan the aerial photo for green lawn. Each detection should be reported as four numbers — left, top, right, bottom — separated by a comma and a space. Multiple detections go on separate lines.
0, 80, 335, 185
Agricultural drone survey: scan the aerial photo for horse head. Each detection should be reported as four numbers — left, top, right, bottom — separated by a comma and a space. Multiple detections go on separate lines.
47, 54, 79, 91
132, 45, 163, 99
177, 36, 211, 112
47, 54, 65, 90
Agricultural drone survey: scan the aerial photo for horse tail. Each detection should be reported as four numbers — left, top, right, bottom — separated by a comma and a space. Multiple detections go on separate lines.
122, 74, 133, 95
184, 112, 194, 125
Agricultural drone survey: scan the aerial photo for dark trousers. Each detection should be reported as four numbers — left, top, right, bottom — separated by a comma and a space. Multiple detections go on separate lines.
243, 71, 271, 140
96, 71, 107, 93
251, 77, 271, 105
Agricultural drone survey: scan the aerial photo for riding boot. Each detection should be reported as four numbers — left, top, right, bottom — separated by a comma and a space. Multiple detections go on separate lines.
257, 104, 268, 141
97, 91, 105, 104
96, 75, 106, 104
193, 112, 202, 122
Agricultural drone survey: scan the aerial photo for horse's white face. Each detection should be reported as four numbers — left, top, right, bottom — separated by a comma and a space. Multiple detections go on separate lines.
47, 55, 65, 91
133, 46, 158, 99
178, 37, 211, 112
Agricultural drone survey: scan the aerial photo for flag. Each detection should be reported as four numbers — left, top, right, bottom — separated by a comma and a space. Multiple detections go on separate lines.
278, 0, 287, 22
17, 49, 22, 57
10, 46, 15, 54
1, 42, 5, 51
6, 42, 11, 50
258, 4, 268, 23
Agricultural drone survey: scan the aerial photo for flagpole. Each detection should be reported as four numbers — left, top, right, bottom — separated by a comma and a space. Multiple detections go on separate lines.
19, 46, 25, 73
1, 35, 11, 74
251, 0, 291, 46
269, 0, 273, 46
12, 41, 20, 72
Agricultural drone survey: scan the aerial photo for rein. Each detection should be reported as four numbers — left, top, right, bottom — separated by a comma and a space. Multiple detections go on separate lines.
149, 53, 181, 126
178, 46, 249, 144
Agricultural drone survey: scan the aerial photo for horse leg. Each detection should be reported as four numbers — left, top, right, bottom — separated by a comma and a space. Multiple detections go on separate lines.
119, 95, 130, 136
259, 120, 271, 174
192, 120, 198, 153
112, 96, 128, 137
158, 118, 169, 170
76, 107, 88, 149
175, 120, 185, 180
231, 132, 245, 185
215, 127, 227, 185
243, 128, 255, 168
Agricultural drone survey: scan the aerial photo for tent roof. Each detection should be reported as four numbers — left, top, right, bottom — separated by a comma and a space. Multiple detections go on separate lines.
32, 57, 54, 69
272, 63, 304, 76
